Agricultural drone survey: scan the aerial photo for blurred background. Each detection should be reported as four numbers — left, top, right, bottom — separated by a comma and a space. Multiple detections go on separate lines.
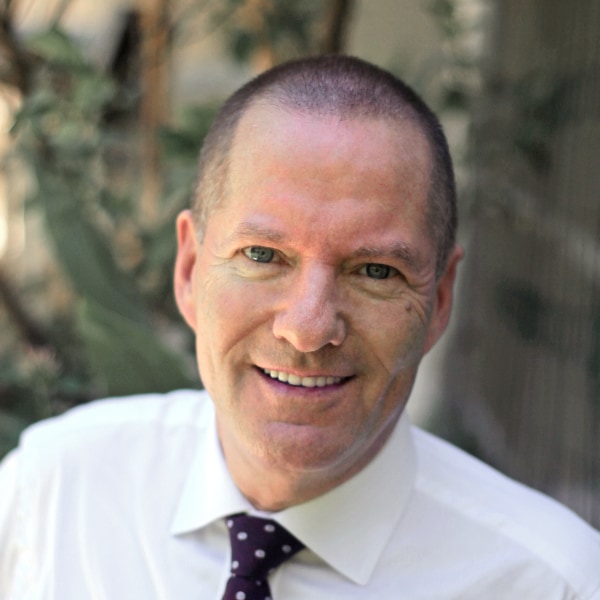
0, 0, 598, 528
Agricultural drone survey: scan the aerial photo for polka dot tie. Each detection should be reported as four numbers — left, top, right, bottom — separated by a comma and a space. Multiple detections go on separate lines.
222, 513, 304, 600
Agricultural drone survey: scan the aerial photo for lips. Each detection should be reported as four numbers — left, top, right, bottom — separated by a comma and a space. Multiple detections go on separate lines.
261, 368, 345, 388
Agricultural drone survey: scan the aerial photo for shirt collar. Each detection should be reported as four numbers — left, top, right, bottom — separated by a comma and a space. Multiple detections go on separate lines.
170, 406, 252, 533
171, 401, 416, 586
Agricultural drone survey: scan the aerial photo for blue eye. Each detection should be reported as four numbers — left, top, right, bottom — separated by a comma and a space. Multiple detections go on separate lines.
244, 246, 275, 263
364, 264, 393, 279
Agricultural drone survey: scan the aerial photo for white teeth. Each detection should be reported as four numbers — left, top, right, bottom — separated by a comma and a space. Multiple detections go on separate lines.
287, 374, 302, 385
263, 369, 343, 388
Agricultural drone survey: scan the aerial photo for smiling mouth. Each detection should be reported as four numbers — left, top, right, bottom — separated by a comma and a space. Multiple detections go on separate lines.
260, 368, 347, 388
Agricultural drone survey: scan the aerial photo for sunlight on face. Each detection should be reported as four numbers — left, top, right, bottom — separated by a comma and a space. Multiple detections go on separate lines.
175, 102, 460, 507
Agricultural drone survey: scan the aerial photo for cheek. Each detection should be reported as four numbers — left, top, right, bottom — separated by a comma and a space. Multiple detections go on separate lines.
193, 277, 268, 367
361, 302, 430, 374
361, 307, 429, 422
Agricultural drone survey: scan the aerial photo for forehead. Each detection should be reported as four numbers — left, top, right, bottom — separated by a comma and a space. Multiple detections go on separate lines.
228, 101, 432, 199
210, 101, 435, 260
234, 100, 430, 165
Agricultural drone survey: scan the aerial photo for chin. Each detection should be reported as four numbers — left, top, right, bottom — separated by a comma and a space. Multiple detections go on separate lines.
253, 421, 368, 476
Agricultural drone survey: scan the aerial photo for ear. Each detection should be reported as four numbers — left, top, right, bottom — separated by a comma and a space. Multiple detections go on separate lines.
423, 245, 464, 354
174, 209, 200, 332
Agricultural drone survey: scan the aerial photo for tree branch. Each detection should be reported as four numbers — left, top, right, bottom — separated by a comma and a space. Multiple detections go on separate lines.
320, 0, 355, 55
0, 266, 51, 349
0, 0, 31, 93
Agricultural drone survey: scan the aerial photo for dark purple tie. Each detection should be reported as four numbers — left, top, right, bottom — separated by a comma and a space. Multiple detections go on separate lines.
223, 513, 304, 600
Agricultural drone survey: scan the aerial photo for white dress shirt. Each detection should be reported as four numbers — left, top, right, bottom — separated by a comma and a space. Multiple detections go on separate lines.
1, 389, 599, 599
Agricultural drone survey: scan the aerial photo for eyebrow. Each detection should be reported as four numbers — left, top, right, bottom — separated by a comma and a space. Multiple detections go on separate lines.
226, 222, 286, 245
227, 222, 424, 270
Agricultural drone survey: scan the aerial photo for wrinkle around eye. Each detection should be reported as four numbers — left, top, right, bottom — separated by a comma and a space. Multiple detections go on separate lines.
234, 246, 290, 280
348, 263, 413, 300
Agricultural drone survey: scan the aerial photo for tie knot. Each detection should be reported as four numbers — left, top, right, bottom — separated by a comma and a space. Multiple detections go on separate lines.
225, 514, 304, 580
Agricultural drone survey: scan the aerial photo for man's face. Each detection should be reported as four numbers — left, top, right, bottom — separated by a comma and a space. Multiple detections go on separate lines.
175, 102, 461, 506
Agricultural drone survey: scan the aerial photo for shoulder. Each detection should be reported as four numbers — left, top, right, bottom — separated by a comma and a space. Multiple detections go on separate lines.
23, 388, 212, 437
1, 390, 215, 596
411, 425, 600, 597
18, 389, 213, 472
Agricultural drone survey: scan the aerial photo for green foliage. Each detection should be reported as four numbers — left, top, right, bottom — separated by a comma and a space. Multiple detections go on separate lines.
0, 342, 88, 457
0, 411, 28, 459
77, 301, 196, 397
210, 0, 325, 63
26, 27, 89, 69
31, 167, 146, 323
422, 0, 481, 115
159, 104, 218, 212
1, 25, 207, 458
11, 28, 150, 326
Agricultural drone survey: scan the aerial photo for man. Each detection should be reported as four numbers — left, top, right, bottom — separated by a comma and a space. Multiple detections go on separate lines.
1, 56, 599, 599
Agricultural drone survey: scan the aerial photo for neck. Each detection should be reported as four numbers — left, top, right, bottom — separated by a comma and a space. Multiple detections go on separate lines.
218, 421, 396, 512
232, 465, 347, 512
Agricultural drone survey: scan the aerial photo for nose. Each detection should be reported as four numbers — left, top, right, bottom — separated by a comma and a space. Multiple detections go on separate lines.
272, 263, 347, 353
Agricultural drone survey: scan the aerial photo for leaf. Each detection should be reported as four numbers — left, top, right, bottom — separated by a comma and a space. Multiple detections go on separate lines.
26, 28, 87, 69
74, 73, 117, 116
77, 300, 198, 397
34, 170, 145, 324
0, 410, 29, 459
